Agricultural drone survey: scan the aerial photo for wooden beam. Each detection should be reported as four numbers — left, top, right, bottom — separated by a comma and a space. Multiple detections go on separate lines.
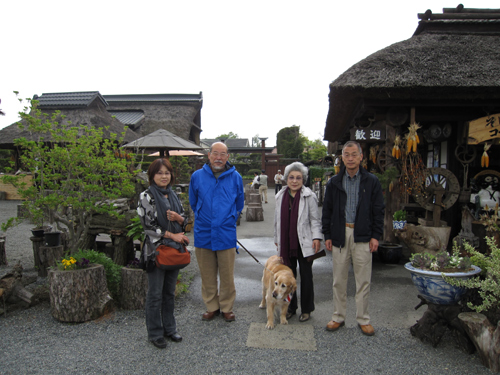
418, 13, 500, 20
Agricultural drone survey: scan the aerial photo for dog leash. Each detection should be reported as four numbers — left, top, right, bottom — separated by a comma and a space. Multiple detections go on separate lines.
237, 240, 275, 274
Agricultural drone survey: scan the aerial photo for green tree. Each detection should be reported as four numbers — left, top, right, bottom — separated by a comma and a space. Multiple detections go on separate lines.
252, 135, 261, 147
301, 138, 327, 162
277, 125, 306, 158
1, 97, 136, 252
215, 132, 238, 140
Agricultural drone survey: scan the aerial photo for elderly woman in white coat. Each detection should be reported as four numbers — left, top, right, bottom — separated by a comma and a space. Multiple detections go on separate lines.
274, 162, 323, 322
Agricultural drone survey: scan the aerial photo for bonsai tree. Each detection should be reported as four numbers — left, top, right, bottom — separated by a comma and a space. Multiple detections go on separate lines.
2, 96, 136, 252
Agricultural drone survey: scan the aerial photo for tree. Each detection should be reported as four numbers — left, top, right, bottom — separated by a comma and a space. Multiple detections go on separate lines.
276, 125, 306, 158
301, 138, 327, 162
215, 132, 238, 140
252, 135, 261, 148
1, 97, 136, 252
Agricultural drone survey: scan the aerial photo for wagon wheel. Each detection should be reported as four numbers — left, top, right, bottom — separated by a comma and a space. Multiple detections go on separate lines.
377, 145, 400, 173
413, 167, 460, 211
454, 145, 477, 164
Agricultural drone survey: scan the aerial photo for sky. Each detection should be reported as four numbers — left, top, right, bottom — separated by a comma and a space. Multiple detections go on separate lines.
1, 1, 499, 147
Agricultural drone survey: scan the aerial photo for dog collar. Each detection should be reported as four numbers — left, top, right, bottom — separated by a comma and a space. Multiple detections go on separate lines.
285, 292, 293, 303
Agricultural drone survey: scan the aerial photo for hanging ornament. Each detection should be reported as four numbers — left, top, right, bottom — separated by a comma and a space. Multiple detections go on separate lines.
481, 143, 491, 168
392, 135, 402, 159
407, 123, 421, 153
369, 145, 379, 164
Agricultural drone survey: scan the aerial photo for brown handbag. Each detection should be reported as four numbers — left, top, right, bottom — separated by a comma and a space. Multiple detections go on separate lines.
155, 244, 191, 270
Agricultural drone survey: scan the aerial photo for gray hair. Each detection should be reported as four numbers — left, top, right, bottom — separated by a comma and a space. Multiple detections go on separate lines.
283, 162, 308, 183
342, 141, 362, 154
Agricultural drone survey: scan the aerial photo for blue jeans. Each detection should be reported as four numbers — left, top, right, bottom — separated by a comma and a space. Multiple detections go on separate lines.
145, 266, 179, 340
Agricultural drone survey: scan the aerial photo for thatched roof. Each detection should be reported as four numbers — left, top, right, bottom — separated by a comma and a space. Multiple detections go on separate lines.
0, 93, 138, 147
324, 7, 500, 142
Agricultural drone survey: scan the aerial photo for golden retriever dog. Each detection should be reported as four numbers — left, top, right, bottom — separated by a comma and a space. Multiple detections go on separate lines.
259, 255, 297, 329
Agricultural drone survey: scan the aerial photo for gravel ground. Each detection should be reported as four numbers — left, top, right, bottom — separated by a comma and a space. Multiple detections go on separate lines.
0, 200, 495, 375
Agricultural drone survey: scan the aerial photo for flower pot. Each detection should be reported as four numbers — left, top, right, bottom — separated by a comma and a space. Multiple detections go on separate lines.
404, 262, 481, 304
31, 225, 53, 238
378, 243, 403, 264
44, 231, 62, 247
393, 220, 406, 230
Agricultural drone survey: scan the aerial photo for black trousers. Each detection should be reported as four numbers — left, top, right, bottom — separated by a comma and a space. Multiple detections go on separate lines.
275, 184, 282, 194
287, 248, 315, 314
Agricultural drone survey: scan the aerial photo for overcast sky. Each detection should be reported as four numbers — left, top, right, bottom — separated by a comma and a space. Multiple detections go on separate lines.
1, 1, 498, 147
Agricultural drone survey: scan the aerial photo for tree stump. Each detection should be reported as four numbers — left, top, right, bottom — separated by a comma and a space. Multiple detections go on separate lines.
0, 235, 6, 265
121, 267, 148, 310
111, 231, 135, 266
0, 262, 34, 306
458, 312, 500, 372
409, 295, 475, 353
246, 193, 263, 221
37, 245, 64, 277
48, 264, 114, 322
29, 236, 45, 270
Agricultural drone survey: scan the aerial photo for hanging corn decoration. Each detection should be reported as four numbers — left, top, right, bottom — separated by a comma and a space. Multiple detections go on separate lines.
369, 145, 379, 164
389, 180, 394, 192
407, 123, 421, 153
392, 135, 402, 159
481, 143, 491, 167
334, 156, 340, 174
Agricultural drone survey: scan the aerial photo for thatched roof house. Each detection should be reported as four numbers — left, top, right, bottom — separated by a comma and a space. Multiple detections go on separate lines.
324, 5, 500, 142
0, 91, 203, 149
0, 92, 139, 147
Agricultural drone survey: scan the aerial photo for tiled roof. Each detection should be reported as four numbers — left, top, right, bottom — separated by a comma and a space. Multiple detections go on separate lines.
103, 93, 203, 103
34, 91, 108, 108
202, 138, 250, 148
108, 111, 145, 125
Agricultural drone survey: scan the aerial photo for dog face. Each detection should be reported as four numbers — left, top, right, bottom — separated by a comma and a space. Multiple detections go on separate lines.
272, 271, 297, 301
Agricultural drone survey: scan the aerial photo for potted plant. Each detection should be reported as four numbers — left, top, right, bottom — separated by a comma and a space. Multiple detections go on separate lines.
404, 245, 481, 305
479, 211, 500, 249
393, 209, 407, 230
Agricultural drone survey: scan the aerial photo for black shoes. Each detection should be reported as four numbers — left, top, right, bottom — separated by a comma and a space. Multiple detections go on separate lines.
151, 337, 167, 349
166, 332, 183, 342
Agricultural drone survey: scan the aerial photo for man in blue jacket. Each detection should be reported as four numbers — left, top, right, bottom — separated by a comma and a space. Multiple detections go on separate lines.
322, 141, 384, 336
189, 142, 244, 322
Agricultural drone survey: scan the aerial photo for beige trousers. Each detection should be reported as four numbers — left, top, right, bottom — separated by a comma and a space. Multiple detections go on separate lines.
258, 185, 268, 202
331, 227, 372, 325
195, 247, 236, 313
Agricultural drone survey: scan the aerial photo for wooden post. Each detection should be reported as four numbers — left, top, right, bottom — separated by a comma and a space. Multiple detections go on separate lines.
38, 245, 65, 277
48, 264, 114, 322
246, 193, 264, 221
30, 236, 45, 271
0, 235, 6, 265
121, 267, 148, 310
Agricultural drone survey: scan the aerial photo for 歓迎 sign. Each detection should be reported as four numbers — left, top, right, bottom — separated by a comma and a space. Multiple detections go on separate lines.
350, 125, 386, 143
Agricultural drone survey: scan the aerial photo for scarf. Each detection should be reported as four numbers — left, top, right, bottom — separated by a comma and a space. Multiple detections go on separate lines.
280, 187, 301, 267
148, 183, 184, 251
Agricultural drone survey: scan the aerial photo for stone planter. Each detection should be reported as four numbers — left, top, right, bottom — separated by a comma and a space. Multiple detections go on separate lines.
377, 243, 403, 264
404, 262, 481, 304
48, 264, 114, 322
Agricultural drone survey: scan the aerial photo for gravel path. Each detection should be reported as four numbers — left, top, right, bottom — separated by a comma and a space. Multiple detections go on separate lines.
0, 200, 495, 375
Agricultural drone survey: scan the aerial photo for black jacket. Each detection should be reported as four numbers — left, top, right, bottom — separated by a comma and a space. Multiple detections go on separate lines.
322, 166, 385, 248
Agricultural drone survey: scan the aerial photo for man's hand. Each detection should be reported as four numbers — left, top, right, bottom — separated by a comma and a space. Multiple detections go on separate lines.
369, 238, 379, 253
312, 239, 321, 253
325, 239, 332, 252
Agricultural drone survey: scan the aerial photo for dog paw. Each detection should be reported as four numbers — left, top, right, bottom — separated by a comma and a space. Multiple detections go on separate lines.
266, 322, 275, 330
259, 303, 266, 309
280, 319, 289, 325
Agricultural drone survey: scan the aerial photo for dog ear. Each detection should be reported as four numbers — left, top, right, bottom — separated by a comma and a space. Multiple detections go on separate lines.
292, 282, 297, 293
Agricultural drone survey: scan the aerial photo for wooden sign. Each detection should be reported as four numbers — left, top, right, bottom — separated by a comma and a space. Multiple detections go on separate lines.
350, 125, 386, 143
468, 113, 500, 144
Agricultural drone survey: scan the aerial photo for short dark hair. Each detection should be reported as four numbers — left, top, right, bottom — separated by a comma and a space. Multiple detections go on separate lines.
147, 158, 175, 186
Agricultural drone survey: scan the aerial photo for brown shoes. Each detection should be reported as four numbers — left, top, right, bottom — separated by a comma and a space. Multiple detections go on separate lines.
222, 312, 235, 322
202, 309, 220, 321
326, 320, 345, 331
358, 324, 375, 336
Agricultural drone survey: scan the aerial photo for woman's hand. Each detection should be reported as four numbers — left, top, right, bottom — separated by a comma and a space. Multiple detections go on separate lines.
166, 231, 189, 245
312, 239, 321, 253
167, 210, 184, 225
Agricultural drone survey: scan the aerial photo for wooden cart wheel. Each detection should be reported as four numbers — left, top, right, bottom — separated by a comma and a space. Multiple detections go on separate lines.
413, 167, 460, 211
377, 145, 400, 173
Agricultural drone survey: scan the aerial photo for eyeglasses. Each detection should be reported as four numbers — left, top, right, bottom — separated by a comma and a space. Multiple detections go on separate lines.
156, 171, 171, 176
288, 176, 303, 181
343, 153, 360, 158
210, 152, 228, 157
